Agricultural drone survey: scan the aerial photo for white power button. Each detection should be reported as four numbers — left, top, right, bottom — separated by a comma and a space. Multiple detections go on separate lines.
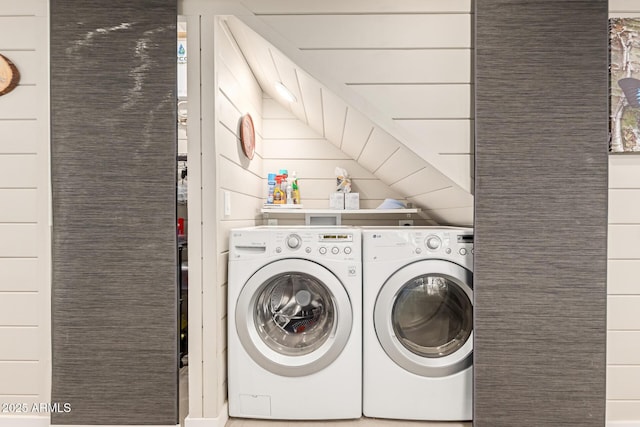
426, 235, 441, 250
344, 247, 352, 254
459, 248, 468, 255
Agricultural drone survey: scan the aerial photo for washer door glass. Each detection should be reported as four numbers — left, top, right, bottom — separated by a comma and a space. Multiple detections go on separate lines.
374, 259, 473, 377
392, 274, 472, 358
236, 259, 353, 377
255, 272, 335, 356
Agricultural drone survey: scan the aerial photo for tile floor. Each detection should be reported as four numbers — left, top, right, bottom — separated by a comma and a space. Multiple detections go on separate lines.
226, 418, 471, 426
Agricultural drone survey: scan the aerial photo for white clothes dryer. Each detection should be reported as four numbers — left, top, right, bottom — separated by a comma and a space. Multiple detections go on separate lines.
228, 226, 361, 420
362, 227, 473, 421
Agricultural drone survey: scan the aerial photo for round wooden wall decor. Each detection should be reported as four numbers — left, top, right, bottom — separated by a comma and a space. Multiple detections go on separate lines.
239, 113, 255, 160
0, 54, 20, 96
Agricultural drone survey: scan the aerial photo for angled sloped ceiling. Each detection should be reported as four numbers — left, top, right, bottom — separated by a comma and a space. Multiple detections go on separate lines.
223, 1, 473, 226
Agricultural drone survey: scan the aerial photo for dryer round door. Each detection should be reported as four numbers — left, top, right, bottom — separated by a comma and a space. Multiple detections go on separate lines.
374, 259, 473, 377
236, 258, 353, 377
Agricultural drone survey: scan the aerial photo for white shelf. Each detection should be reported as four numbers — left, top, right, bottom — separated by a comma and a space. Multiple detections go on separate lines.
261, 208, 419, 215
261, 207, 420, 225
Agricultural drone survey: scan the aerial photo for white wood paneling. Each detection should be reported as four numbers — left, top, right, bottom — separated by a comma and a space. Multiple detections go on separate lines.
0, 361, 40, 394
437, 154, 475, 182
0, 327, 39, 360
374, 148, 426, 184
296, 70, 324, 134
609, 156, 640, 188
263, 159, 376, 179
0, 121, 39, 154
240, 0, 472, 14
0, 259, 39, 292
424, 206, 473, 227
349, 84, 472, 119
306, 50, 471, 84
0, 224, 37, 257
218, 63, 263, 137
341, 108, 373, 159
396, 119, 473, 153
263, 97, 295, 119
225, 17, 281, 104
608, 331, 640, 365
217, 27, 263, 125
219, 157, 262, 199
609, 189, 640, 223
608, 225, 640, 259
0, 0, 47, 15
607, 401, 640, 422
608, 296, 640, 330
270, 50, 308, 122
217, 254, 228, 296
217, 348, 227, 414
0, 87, 40, 120
321, 88, 347, 145
259, 15, 471, 49
0, 17, 41, 50
351, 179, 406, 201
391, 167, 454, 198
607, 367, 640, 400
608, 260, 640, 295
610, 0, 640, 12
0, 189, 37, 222
0, 294, 39, 326
0, 155, 40, 189
357, 129, 400, 172
263, 118, 320, 139
410, 186, 473, 209
262, 139, 350, 160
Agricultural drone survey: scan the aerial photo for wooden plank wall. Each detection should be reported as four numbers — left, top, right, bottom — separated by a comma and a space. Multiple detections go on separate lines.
246, 0, 474, 194
0, 0, 50, 421
261, 97, 433, 226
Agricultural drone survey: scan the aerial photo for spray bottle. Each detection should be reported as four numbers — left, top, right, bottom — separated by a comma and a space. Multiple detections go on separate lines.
291, 171, 301, 204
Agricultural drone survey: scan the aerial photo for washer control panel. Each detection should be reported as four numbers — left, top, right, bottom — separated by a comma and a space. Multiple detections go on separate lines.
230, 228, 360, 260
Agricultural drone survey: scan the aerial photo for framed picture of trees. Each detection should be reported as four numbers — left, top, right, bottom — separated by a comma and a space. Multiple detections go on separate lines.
610, 18, 640, 152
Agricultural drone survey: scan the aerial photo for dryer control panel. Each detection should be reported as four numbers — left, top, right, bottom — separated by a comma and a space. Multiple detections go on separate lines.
363, 228, 473, 267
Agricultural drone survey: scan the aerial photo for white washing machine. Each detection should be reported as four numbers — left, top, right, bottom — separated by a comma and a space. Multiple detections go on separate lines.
228, 226, 362, 420
362, 227, 473, 421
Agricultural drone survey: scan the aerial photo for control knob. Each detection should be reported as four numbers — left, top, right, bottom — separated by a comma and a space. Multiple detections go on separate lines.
286, 234, 301, 249
425, 235, 441, 250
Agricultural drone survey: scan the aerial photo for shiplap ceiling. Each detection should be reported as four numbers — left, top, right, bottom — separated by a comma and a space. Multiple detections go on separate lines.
223, 1, 473, 225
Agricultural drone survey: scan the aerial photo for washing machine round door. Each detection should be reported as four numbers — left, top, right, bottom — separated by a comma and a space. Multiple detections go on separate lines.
236, 258, 352, 377
374, 259, 473, 377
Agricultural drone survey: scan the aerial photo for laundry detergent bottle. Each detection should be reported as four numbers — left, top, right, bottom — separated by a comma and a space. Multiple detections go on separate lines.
273, 175, 285, 204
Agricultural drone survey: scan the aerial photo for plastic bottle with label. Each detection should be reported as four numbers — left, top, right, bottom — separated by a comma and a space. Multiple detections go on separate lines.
273, 175, 285, 204
267, 173, 276, 204
291, 171, 301, 204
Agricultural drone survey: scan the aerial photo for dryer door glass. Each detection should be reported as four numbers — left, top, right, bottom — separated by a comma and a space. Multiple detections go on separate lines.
254, 272, 335, 356
392, 274, 472, 358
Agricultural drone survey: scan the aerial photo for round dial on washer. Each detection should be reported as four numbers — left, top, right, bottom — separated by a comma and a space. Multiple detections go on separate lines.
286, 234, 301, 249
425, 235, 442, 250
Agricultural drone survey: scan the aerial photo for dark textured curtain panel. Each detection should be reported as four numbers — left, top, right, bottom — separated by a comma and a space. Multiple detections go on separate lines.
474, 1, 608, 426
50, 1, 178, 424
